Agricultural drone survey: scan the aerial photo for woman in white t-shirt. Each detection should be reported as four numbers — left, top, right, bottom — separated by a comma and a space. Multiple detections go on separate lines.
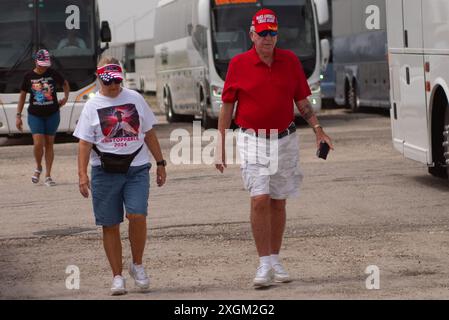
74, 57, 167, 295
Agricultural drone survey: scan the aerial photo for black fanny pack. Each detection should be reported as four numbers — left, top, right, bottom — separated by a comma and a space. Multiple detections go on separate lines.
92, 144, 143, 174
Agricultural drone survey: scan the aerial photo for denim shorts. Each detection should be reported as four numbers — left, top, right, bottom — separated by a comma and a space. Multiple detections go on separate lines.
27, 111, 60, 136
91, 163, 150, 226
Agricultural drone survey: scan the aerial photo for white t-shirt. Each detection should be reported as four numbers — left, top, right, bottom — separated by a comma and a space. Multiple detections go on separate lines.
73, 88, 157, 167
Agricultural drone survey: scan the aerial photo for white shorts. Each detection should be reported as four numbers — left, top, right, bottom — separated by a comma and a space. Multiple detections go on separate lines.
237, 130, 304, 199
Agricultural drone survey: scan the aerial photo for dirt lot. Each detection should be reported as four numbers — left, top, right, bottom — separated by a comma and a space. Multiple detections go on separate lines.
1, 99, 449, 300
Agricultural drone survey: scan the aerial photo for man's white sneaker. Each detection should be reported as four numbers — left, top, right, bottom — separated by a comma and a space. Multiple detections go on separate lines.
253, 264, 273, 287
129, 262, 150, 289
110, 275, 126, 296
272, 263, 291, 283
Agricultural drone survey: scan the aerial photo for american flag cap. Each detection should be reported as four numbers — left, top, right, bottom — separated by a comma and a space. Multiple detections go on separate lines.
35, 49, 51, 67
97, 64, 124, 81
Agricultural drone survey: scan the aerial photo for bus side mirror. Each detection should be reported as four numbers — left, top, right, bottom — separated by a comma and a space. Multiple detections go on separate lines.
101, 21, 112, 43
197, 0, 210, 26
320, 38, 330, 72
314, 0, 329, 25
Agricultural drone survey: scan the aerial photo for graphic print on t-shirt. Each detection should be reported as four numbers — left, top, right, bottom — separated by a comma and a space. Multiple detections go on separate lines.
97, 104, 140, 139
31, 77, 55, 105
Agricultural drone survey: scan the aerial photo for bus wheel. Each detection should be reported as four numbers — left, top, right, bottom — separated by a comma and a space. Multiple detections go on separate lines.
202, 108, 218, 129
200, 88, 217, 129
164, 90, 181, 123
348, 82, 359, 112
443, 106, 449, 178
430, 100, 449, 179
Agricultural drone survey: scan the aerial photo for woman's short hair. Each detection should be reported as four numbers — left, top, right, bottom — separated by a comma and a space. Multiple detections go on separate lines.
97, 56, 120, 68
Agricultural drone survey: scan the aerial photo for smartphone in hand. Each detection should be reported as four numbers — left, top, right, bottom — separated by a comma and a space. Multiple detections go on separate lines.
316, 141, 330, 160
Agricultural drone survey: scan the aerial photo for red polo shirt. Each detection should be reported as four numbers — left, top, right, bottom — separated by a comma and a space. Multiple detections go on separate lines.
222, 47, 311, 131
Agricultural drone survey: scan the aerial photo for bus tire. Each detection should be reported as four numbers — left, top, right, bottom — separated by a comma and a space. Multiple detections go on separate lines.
348, 81, 359, 112
201, 107, 217, 129
164, 89, 182, 123
200, 87, 217, 129
443, 103, 449, 178
428, 166, 448, 179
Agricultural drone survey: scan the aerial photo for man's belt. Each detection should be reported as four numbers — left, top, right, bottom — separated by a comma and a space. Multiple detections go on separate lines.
240, 122, 296, 139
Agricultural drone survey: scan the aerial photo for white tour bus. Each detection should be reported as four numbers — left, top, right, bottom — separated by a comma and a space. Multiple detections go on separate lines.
105, 42, 139, 91
154, 0, 330, 128
0, 0, 111, 136
387, 0, 449, 179
135, 39, 156, 93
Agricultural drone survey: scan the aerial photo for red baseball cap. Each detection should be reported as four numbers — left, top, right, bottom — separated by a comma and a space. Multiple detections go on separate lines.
251, 8, 278, 33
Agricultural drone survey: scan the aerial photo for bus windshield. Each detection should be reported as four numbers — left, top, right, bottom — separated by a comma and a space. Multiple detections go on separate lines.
0, 0, 98, 93
0, 0, 34, 65
39, 0, 95, 56
211, 0, 316, 80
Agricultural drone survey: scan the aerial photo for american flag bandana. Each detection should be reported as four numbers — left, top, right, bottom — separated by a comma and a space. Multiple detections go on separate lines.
97, 64, 124, 81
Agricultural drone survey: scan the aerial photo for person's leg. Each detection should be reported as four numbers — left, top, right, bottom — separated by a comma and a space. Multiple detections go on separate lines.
269, 198, 290, 282
123, 164, 150, 289
32, 134, 45, 176
102, 224, 123, 276
270, 199, 286, 255
127, 213, 150, 289
43, 135, 55, 178
28, 114, 45, 180
43, 112, 60, 179
126, 214, 147, 265
251, 194, 272, 257
251, 194, 275, 286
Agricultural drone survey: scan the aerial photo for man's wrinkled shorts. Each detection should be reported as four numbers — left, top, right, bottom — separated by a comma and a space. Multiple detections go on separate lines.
91, 163, 150, 226
237, 130, 303, 199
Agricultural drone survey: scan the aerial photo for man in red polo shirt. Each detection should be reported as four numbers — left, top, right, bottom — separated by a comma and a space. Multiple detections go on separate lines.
216, 8, 333, 287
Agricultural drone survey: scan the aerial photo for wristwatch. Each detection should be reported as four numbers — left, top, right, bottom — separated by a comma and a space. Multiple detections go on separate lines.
16, 113, 22, 118
156, 159, 167, 167
313, 124, 322, 133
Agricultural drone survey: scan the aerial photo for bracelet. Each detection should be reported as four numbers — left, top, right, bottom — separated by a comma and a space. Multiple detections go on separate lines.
313, 124, 322, 132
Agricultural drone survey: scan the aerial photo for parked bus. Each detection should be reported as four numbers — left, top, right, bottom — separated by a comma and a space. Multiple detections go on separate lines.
154, 0, 330, 128
0, 0, 111, 136
106, 42, 139, 91
333, 0, 389, 112
135, 39, 156, 93
387, 0, 449, 179
319, 0, 335, 105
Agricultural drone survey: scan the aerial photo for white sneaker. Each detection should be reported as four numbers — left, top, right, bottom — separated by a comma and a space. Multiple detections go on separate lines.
110, 275, 126, 296
253, 264, 273, 287
129, 262, 150, 289
272, 263, 291, 283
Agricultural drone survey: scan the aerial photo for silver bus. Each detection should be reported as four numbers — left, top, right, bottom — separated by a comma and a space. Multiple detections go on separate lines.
332, 0, 389, 112
154, 0, 330, 128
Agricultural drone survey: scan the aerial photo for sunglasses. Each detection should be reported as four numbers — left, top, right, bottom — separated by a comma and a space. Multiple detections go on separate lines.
101, 78, 123, 86
257, 30, 278, 37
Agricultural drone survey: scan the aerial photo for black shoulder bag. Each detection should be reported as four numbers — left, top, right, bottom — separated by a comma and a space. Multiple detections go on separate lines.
92, 144, 144, 174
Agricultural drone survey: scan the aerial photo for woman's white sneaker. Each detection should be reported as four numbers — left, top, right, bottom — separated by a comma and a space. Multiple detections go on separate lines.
253, 264, 273, 287
272, 263, 291, 283
129, 263, 150, 289
110, 275, 126, 295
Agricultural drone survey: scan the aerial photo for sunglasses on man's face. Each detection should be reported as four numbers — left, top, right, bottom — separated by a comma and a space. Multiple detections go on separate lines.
257, 30, 278, 37
101, 78, 123, 86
